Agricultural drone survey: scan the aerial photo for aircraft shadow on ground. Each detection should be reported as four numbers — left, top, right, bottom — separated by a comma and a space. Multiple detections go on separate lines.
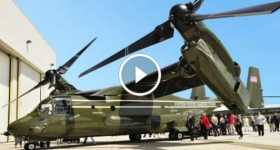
42, 138, 234, 150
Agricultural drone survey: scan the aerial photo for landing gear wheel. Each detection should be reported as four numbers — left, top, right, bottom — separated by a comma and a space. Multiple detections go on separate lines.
169, 131, 183, 141
177, 132, 183, 140
129, 134, 141, 142
24, 143, 36, 150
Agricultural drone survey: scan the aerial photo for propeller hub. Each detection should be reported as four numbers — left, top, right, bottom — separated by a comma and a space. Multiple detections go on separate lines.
170, 4, 192, 19
45, 70, 56, 78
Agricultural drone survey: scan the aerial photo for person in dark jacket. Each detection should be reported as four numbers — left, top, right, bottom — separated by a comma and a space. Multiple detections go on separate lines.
235, 115, 243, 139
186, 112, 196, 141
271, 115, 280, 132
219, 115, 227, 135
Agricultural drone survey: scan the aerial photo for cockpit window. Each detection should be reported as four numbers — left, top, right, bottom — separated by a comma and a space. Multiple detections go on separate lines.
53, 97, 71, 115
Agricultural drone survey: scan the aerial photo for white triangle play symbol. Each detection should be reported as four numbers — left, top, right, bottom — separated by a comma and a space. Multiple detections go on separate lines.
135, 67, 147, 84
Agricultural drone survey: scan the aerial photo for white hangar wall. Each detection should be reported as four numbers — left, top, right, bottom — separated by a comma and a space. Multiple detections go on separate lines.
0, 52, 10, 142
0, 0, 56, 142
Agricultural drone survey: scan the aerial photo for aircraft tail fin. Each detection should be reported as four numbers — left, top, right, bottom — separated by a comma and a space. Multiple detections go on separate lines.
247, 66, 264, 108
191, 86, 206, 100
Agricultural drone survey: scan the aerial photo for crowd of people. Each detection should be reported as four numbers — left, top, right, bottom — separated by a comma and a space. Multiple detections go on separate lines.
186, 112, 280, 141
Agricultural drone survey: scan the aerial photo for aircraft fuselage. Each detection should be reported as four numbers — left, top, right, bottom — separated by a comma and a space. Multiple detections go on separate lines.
8, 95, 219, 141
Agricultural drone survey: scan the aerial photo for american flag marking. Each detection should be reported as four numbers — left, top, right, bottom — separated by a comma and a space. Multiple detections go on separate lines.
250, 76, 258, 83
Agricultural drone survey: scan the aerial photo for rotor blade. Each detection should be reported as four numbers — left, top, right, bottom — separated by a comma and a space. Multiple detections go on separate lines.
18, 79, 49, 100
191, 0, 204, 12
57, 37, 97, 75
2, 79, 48, 108
192, 1, 280, 21
79, 21, 174, 77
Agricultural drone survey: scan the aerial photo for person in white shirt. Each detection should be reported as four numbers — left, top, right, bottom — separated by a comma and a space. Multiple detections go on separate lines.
211, 114, 219, 136
243, 116, 250, 132
256, 112, 266, 136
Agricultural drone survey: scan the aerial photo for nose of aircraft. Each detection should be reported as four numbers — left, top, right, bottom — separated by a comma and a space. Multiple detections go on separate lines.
7, 121, 18, 136
6, 116, 33, 137
3, 130, 10, 136
7, 116, 46, 137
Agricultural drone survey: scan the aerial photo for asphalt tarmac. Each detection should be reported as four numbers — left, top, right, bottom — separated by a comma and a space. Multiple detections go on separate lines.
1, 132, 280, 150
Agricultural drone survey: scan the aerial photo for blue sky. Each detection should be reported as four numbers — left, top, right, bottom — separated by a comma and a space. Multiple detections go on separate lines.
15, 0, 280, 104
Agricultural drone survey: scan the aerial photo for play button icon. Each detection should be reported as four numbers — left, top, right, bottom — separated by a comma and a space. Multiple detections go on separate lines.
135, 67, 147, 84
119, 54, 161, 96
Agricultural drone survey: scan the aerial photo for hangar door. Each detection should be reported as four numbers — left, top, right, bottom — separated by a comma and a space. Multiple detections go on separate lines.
0, 51, 9, 142
18, 62, 41, 118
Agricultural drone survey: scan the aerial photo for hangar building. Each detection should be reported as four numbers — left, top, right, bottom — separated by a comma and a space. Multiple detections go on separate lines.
0, 1, 56, 142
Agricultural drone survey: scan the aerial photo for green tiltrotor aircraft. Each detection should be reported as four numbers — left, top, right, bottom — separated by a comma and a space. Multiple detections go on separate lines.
3, 37, 221, 150
3, 1, 280, 150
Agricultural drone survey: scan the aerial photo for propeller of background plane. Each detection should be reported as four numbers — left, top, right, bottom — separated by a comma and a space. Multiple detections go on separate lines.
263, 96, 280, 98
2, 37, 97, 108
79, 0, 280, 77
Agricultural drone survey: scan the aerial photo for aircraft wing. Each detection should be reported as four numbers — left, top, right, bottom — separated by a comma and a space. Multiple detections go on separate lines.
76, 61, 203, 98
126, 61, 204, 98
